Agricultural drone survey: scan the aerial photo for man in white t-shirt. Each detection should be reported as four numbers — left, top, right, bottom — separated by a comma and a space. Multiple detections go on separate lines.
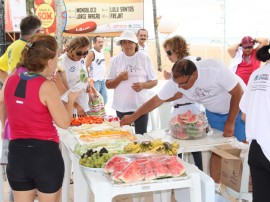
85, 36, 108, 104
137, 28, 148, 54
121, 58, 246, 141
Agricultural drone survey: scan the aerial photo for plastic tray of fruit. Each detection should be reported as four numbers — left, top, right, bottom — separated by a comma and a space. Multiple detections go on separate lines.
169, 110, 209, 140
79, 148, 115, 172
80, 165, 103, 173
103, 153, 187, 184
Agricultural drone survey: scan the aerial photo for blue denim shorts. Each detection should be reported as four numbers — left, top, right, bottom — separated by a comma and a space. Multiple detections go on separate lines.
205, 110, 246, 141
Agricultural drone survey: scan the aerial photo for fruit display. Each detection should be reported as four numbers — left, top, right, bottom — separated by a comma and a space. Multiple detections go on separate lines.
79, 148, 115, 168
169, 110, 209, 140
79, 129, 136, 142
70, 115, 104, 126
73, 139, 130, 156
103, 154, 186, 183
123, 139, 179, 155
70, 123, 137, 143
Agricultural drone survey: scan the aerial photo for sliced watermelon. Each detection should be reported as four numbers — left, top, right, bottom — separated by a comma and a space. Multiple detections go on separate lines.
183, 115, 197, 124
152, 160, 172, 178
118, 161, 145, 183
103, 155, 129, 174
166, 156, 186, 177
179, 110, 193, 119
143, 160, 158, 181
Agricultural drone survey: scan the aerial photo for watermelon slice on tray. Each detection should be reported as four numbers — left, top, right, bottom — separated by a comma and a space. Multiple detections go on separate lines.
103, 154, 186, 184
103, 155, 129, 174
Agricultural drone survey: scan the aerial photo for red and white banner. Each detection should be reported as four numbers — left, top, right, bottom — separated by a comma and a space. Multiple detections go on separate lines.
34, 0, 57, 35
5, 0, 27, 32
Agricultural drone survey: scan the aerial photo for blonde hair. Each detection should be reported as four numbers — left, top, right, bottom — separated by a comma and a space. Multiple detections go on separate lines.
163, 35, 190, 59
66, 36, 90, 53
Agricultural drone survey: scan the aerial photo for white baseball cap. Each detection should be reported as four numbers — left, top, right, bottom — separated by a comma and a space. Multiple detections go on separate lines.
116, 30, 138, 46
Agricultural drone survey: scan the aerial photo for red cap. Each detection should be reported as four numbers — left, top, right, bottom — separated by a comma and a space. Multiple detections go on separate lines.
241, 36, 254, 48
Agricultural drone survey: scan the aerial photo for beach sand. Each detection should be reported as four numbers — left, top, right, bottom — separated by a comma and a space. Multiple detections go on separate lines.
104, 40, 232, 80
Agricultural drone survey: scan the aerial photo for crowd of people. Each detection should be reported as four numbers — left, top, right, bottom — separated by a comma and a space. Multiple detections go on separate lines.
0, 14, 270, 202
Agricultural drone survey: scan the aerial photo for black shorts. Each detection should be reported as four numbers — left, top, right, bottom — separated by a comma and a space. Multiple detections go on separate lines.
7, 139, 64, 193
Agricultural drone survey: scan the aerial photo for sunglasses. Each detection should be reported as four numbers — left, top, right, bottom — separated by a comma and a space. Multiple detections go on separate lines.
166, 50, 173, 56
176, 75, 191, 87
75, 50, 89, 56
243, 46, 253, 49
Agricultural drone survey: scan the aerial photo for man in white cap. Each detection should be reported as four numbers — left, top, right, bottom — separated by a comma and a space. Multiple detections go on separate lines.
106, 30, 157, 135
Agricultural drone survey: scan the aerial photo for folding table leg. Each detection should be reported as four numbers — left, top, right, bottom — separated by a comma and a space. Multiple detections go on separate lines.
0, 165, 4, 202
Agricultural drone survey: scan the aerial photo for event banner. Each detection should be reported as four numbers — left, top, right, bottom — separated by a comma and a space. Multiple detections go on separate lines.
62, 0, 144, 36
5, 0, 26, 32
34, 0, 57, 35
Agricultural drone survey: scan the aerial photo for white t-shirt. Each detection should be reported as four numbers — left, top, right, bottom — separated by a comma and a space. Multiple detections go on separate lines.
240, 63, 270, 161
138, 44, 148, 55
88, 48, 106, 81
60, 53, 90, 112
158, 58, 239, 114
106, 51, 157, 112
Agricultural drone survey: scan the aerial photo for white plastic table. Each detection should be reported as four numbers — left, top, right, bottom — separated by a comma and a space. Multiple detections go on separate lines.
59, 127, 153, 202
78, 154, 202, 202
145, 128, 236, 154
59, 128, 232, 202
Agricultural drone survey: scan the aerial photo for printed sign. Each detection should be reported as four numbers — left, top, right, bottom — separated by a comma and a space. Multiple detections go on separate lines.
61, 0, 144, 36
34, 0, 57, 35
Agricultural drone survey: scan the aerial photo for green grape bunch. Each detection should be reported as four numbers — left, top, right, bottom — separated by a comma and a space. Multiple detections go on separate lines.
79, 147, 114, 168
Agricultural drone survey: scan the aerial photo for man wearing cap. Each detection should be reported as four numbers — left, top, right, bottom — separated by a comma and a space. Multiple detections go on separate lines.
106, 30, 157, 135
137, 28, 149, 54
228, 36, 268, 84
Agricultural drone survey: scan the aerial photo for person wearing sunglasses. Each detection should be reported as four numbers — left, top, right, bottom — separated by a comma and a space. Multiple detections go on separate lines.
120, 58, 247, 181
106, 30, 157, 135
228, 36, 268, 85
59, 36, 91, 116
0, 34, 81, 202
162, 36, 203, 171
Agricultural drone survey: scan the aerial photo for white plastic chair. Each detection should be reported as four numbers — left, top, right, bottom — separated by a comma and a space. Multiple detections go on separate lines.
152, 164, 214, 202
223, 150, 252, 202
174, 166, 215, 202
157, 102, 172, 130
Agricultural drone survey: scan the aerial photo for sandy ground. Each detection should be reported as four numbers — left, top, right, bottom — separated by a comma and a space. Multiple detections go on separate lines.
104, 40, 232, 80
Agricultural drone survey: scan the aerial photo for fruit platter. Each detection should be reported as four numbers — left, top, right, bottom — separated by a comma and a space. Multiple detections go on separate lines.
70, 123, 137, 144
169, 110, 209, 140
79, 147, 115, 172
73, 138, 130, 155
70, 115, 104, 126
103, 153, 186, 184
123, 139, 179, 156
